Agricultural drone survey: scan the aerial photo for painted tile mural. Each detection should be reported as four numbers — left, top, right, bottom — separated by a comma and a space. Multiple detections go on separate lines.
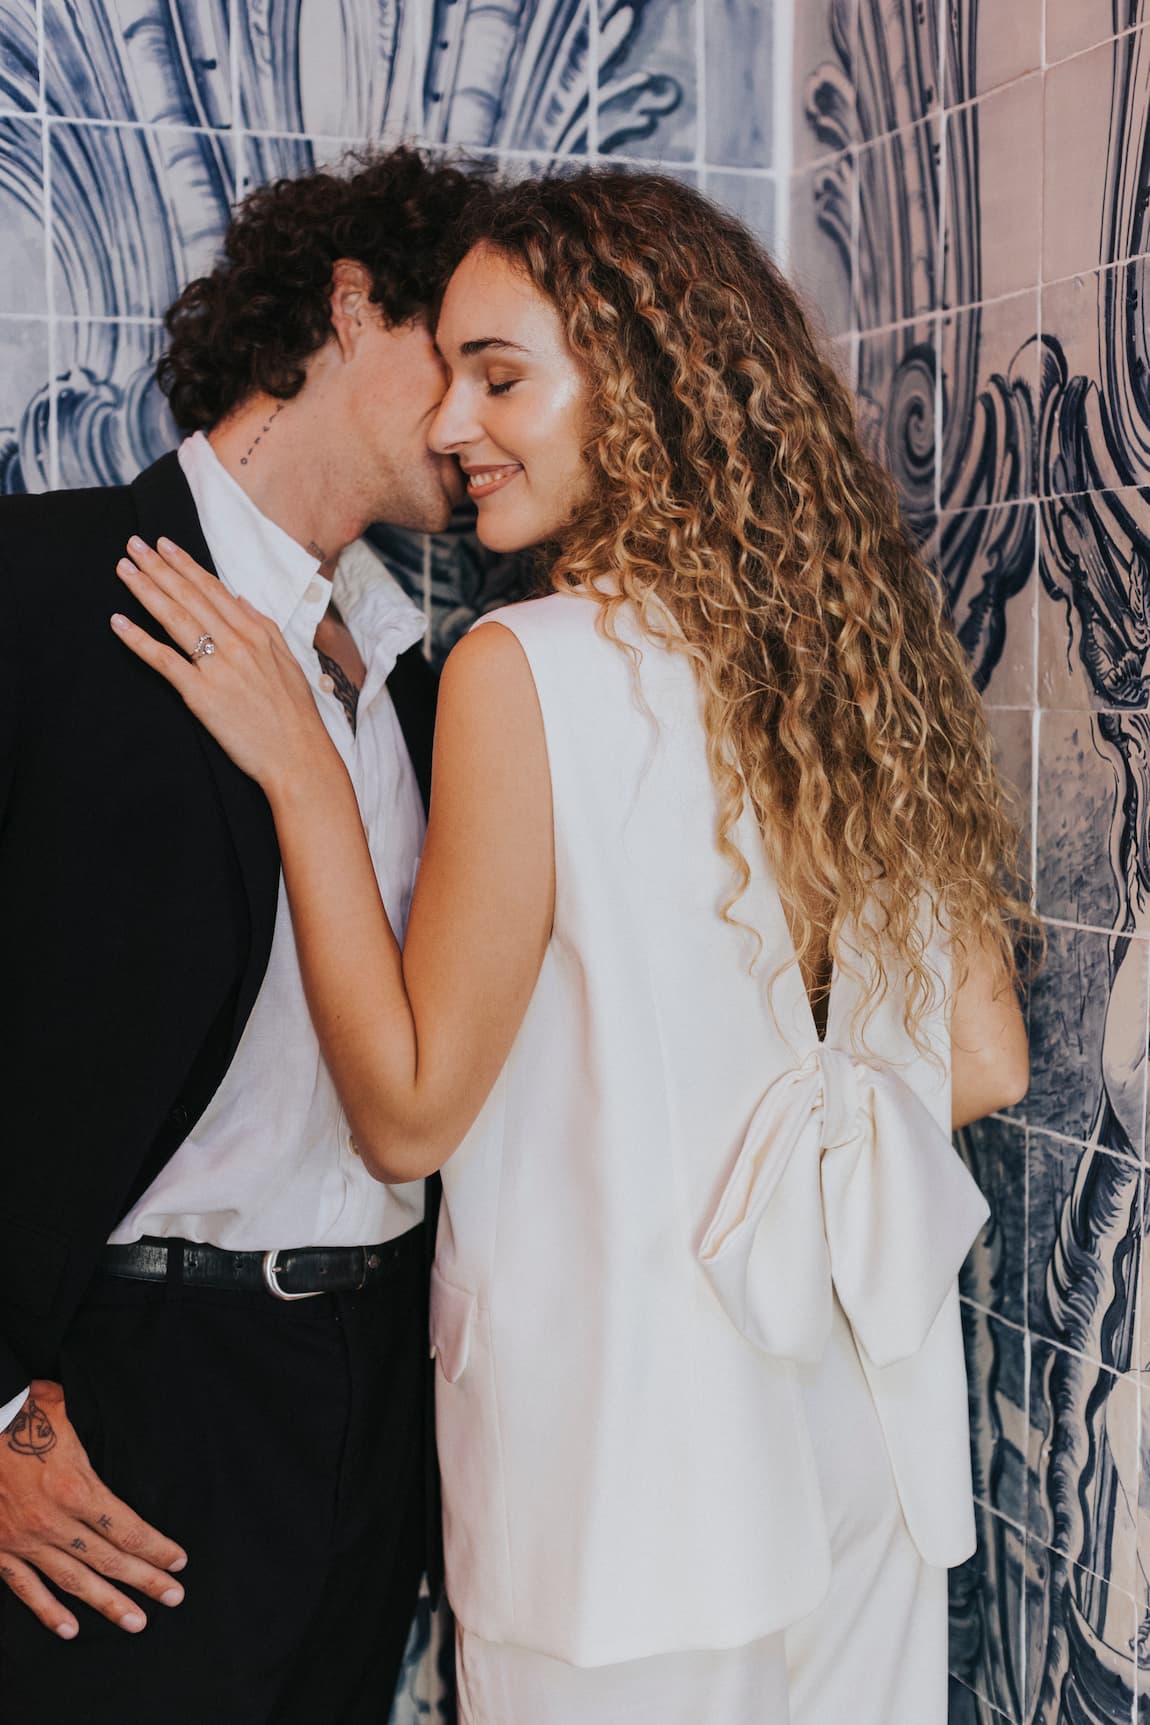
0, 0, 779, 663
791, 3, 1150, 1719
0, 1, 777, 1719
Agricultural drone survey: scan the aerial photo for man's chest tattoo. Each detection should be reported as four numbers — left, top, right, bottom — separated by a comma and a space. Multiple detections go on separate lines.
317, 648, 360, 735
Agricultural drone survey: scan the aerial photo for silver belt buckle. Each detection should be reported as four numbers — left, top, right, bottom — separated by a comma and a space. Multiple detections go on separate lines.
261, 1249, 326, 1301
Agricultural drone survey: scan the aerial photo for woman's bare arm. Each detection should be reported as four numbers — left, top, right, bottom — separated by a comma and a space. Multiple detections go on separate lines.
950, 933, 1029, 1128
272, 622, 555, 1179
109, 536, 554, 1182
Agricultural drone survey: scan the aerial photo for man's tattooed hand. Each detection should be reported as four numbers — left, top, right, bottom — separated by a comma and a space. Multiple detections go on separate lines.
6, 1397, 57, 1463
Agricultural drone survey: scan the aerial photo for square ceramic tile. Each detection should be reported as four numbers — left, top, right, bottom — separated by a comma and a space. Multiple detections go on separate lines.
597, 0, 697, 163
949, 1499, 1027, 1717
855, 0, 941, 145
1029, 1340, 1142, 1590
944, 78, 1042, 311
54, 320, 176, 488
1025, 1531, 1141, 1716
240, 0, 396, 139
855, 317, 937, 541
0, 117, 45, 315
958, 1117, 1027, 1327
1044, 41, 1124, 284
0, 318, 50, 493
985, 706, 1033, 868
939, 292, 1039, 509
49, 122, 231, 321
1040, 264, 1145, 499
943, 0, 1042, 106
236, 134, 316, 199
43, 0, 230, 127
704, 0, 773, 168
1039, 485, 1150, 710
1035, 711, 1122, 927
788, 153, 854, 336
793, 0, 857, 168
938, 503, 1037, 701
704, 170, 776, 253
1029, 1141, 1144, 1369
1046, 0, 1140, 65
1026, 927, 1145, 1149
0, 0, 38, 113
856, 115, 941, 328
963, 1302, 1029, 1527
440, 2, 592, 154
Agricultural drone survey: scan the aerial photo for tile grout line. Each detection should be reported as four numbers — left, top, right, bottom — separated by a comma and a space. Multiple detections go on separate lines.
772, 0, 794, 267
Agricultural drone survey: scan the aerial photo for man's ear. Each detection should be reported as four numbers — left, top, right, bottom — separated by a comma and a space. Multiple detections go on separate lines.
329, 259, 377, 359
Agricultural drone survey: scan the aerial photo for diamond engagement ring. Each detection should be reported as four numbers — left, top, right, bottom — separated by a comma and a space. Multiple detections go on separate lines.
191, 633, 216, 661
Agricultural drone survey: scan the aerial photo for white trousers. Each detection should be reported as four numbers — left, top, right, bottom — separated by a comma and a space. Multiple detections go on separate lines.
456, 1302, 948, 1725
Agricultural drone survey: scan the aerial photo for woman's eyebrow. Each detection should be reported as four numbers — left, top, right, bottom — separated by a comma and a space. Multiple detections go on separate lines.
458, 336, 531, 357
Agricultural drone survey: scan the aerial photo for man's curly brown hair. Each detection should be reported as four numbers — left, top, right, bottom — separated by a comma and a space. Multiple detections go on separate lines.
158, 146, 486, 434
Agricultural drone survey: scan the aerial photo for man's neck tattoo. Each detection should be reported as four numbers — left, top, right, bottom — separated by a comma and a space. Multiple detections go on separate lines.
307, 539, 327, 561
239, 400, 286, 467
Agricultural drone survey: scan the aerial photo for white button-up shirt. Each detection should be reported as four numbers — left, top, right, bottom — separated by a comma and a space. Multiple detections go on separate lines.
110, 432, 428, 1251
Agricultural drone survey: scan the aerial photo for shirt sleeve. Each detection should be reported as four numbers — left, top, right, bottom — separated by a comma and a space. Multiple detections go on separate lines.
0, 1387, 28, 1433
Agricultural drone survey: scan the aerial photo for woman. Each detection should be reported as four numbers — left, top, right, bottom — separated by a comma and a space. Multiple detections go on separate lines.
111, 169, 1029, 1723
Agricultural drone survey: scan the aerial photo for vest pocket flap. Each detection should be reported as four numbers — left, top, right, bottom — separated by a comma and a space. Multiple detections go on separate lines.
430, 1266, 477, 1384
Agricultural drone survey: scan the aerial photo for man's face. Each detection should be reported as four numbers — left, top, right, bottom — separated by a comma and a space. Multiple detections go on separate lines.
346, 312, 464, 534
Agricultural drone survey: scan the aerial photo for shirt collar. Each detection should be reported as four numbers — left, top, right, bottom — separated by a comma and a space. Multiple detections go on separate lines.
177, 431, 321, 631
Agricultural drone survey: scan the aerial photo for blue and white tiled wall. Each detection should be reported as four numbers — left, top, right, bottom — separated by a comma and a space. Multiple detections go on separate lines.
0, 2, 779, 1717
0, 0, 779, 663
790, 3, 1150, 1719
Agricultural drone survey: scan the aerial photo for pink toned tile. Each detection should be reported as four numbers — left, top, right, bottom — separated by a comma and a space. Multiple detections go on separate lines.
940, 291, 1040, 508
793, 0, 858, 169
789, 153, 855, 338
939, 501, 1037, 702
855, 0, 941, 145
1038, 485, 1150, 710
944, 0, 1043, 105
986, 705, 1034, 860
1045, 42, 1122, 283
1035, 709, 1121, 926
944, 77, 1042, 310
856, 115, 941, 329
1046, 0, 1140, 65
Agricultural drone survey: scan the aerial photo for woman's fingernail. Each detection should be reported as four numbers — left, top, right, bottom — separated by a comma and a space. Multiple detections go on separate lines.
160, 1587, 183, 1607
56, 1620, 78, 1640
157, 536, 175, 554
120, 1610, 147, 1633
116, 558, 137, 576
127, 535, 146, 553
110, 613, 131, 633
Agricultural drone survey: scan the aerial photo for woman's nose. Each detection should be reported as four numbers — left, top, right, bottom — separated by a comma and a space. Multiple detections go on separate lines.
428, 382, 477, 454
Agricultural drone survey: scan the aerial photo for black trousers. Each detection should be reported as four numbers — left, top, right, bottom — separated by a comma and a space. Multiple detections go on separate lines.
0, 1238, 428, 1724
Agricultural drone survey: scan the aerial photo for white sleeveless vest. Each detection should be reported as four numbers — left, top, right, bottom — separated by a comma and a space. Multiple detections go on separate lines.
431, 592, 989, 1666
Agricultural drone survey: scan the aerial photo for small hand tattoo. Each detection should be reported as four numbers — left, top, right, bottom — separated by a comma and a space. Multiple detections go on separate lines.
239, 400, 285, 467
97, 1515, 113, 1532
71, 1537, 87, 1553
0, 1564, 15, 1581
7, 1398, 57, 1463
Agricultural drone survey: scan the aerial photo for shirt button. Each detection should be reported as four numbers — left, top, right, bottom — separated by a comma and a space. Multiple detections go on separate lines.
348, 1134, 360, 1157
318, 673, 335, 694
306, 579, 324, 604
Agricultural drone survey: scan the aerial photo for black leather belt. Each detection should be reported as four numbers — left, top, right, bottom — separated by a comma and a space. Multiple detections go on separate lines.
99, 1226, 425, 1301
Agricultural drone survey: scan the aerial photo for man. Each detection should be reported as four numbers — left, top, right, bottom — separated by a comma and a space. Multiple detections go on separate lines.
0, 146, 480, 1721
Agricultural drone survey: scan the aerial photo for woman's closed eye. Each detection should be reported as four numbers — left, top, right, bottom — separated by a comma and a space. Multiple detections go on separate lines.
486, 377, 519, 396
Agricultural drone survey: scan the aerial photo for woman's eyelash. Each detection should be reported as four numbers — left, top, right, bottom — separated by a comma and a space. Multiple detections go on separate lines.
487, 380, 517, 396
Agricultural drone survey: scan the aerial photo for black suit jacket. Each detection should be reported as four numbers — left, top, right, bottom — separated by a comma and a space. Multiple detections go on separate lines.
0, 452, 438, 1406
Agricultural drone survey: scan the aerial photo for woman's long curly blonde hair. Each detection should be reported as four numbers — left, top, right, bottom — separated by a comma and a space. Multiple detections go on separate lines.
463, 169, 1033, 1039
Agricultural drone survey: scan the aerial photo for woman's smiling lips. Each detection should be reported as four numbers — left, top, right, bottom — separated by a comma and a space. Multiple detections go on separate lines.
464, 462, 523, 498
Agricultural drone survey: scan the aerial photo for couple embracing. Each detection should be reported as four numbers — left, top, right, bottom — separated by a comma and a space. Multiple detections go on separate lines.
0, 146, 1028, 1725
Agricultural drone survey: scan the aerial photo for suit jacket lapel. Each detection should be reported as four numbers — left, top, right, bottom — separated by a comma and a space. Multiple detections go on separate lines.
129, 451, 281, 1051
